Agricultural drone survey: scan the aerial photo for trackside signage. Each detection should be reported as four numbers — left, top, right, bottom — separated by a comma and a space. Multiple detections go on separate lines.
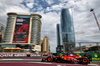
73, 53, 100, 61
0, 54, 42, 57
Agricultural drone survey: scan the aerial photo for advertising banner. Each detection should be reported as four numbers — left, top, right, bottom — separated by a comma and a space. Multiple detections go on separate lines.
13, 15, 30, 43
0, 53, 42, 57
73, 53, 100, 61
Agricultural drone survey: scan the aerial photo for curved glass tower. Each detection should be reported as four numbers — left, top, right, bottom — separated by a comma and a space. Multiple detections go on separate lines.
61, 8, 75, 52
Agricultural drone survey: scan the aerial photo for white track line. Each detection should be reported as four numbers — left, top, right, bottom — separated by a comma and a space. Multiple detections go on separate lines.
0, 62, 52, 64
28, 62, 52, 64
0, 62, 52, 65
2, 59, 23, 60
57, 65, 62, 66
88, 64, 98, 66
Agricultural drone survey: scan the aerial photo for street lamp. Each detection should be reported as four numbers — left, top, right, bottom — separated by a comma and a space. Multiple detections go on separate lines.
90, 8, 100, 30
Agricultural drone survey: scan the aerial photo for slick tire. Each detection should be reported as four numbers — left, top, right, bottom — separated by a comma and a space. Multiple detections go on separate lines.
47, 57, 52, 62
81, 57, 89, 65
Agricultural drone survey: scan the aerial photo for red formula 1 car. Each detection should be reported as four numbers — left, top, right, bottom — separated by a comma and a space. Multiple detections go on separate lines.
42, 53, 91, 65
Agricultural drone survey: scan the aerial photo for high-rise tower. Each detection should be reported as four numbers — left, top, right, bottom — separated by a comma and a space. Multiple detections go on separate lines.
61, 8, 75, 53
56, 24, 63, 53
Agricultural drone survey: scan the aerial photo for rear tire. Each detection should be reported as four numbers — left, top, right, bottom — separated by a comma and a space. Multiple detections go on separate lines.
81, 57, 89, 65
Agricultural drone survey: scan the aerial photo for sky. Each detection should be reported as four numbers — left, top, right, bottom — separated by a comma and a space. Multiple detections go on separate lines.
0, 0, 100, 52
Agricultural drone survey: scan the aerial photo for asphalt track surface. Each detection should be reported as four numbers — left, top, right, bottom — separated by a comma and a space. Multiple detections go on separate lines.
0, 62, 99, 66
0, 59, 100, 66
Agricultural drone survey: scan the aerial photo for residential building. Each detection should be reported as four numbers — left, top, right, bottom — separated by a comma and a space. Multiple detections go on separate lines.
41, 36, 49, 53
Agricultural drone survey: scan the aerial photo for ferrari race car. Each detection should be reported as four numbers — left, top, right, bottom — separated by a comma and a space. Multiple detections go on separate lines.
42, 53, 92, 64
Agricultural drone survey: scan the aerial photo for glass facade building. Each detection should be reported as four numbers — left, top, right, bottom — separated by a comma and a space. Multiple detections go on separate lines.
57, 24, 60, 46
61, 8, 75, 52
56, 24, 63, 52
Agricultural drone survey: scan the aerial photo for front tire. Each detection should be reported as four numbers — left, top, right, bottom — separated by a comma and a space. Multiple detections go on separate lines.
47, 57, 52, 62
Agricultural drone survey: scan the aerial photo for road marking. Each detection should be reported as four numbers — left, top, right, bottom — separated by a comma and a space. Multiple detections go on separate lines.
23, 59, 41, 60
57, 65, 61, 66
2, 59, 23, 60
52, 62, 99, 66
88, 64, 98, 66
0, 62, 52, 64
29, 62, 52, 64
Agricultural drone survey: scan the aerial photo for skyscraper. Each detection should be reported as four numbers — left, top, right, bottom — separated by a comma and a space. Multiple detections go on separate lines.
56, 24, 63, 53
61, 8, 75, 53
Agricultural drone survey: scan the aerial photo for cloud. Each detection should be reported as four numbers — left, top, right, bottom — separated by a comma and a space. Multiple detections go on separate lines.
26, 3, 34, 8
0, 0, 30, 25
45, 0, 54, 5
73, 0, 100, 43
24, 0, 34, 3
59, 0, 68, 3
51, 4, 62, 11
